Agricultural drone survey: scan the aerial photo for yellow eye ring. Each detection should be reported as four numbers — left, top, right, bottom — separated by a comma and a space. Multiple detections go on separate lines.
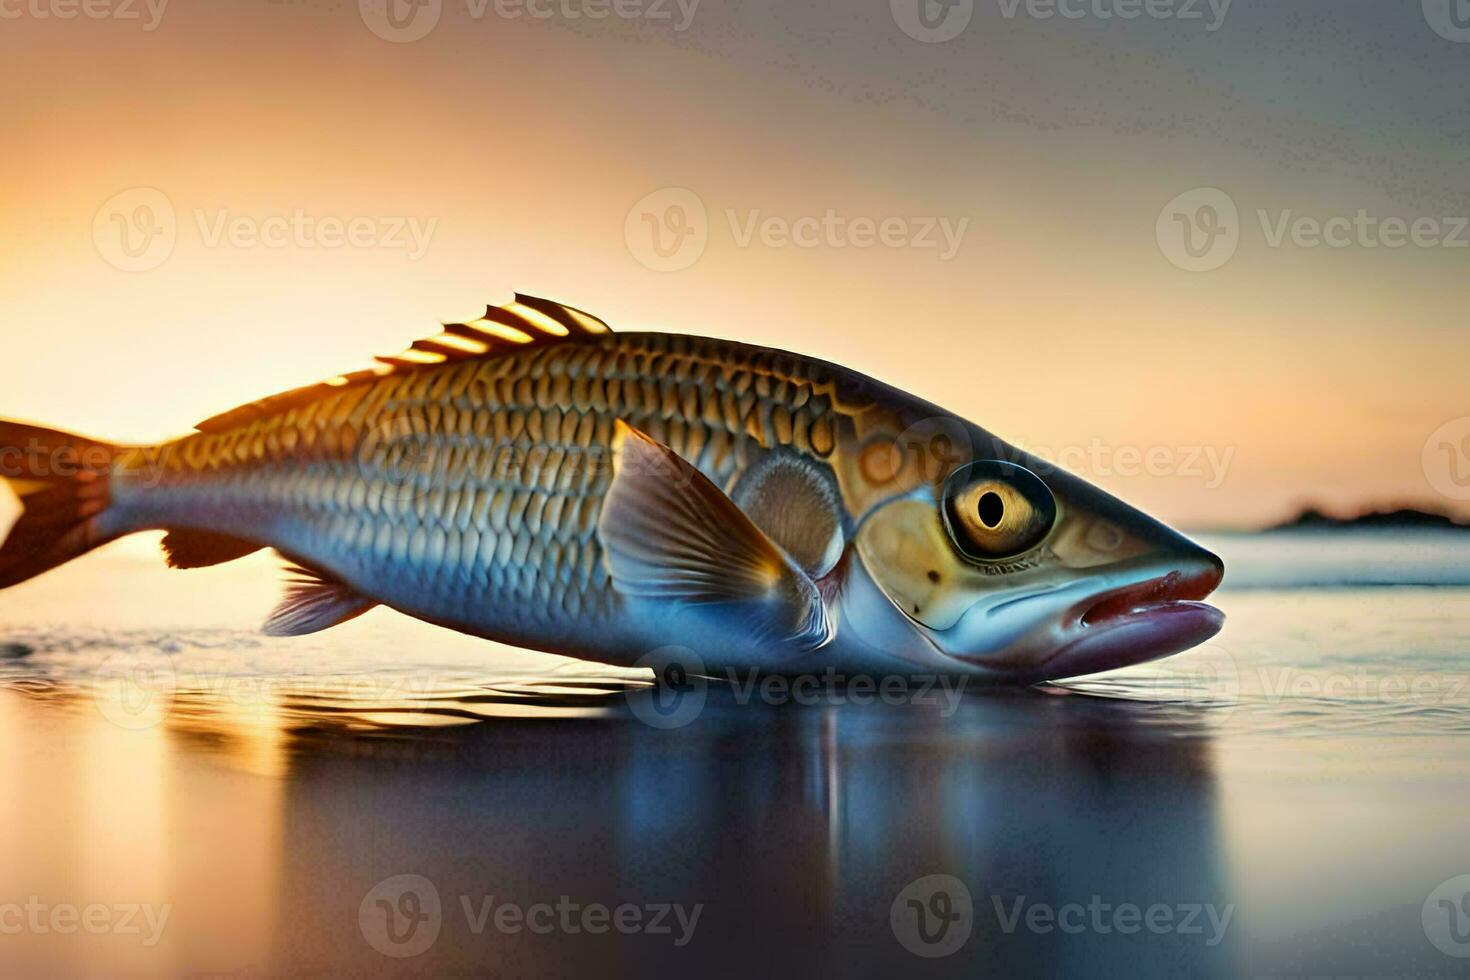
941, 460, 1057, 562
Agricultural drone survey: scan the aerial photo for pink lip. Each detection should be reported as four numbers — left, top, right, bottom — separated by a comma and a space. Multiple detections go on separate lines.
1079, 565, 1221, 627
1042, 601, 1225, 679
1039, 562, 1226, 680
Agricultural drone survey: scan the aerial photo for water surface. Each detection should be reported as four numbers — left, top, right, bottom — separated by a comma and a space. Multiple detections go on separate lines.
3, 532, 1470, 977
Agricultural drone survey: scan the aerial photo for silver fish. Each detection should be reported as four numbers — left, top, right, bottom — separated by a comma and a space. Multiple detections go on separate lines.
0, 294, 1223, 681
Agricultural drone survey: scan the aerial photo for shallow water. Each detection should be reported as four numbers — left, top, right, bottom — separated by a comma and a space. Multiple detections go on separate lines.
2, 532, 1470, 977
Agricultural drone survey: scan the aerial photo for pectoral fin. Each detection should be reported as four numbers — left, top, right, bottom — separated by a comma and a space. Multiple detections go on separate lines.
597, 420, 832, 650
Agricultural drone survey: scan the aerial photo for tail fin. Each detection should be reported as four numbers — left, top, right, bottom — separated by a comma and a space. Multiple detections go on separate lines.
0, 421, 120, 589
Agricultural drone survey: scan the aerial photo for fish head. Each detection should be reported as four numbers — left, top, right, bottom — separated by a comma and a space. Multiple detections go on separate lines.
843, 419, 1223, 682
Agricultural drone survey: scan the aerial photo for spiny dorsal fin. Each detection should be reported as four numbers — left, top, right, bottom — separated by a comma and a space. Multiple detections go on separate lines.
372, 294, 611, 369
195, 294, 613, 433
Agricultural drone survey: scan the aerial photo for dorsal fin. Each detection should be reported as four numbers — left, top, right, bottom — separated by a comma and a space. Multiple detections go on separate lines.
195, 294, 613, 433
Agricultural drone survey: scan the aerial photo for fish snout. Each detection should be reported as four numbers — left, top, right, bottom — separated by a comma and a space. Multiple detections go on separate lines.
1040, 535, 1224, 681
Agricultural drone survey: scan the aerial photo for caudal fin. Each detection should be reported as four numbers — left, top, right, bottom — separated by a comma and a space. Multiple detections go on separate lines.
0, 421, 120, 589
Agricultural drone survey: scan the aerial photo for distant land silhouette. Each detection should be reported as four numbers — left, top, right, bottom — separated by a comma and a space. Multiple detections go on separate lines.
1265, 506, 1470, 532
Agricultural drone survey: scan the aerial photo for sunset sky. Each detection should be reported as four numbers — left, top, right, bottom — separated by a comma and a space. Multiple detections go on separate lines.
2, 0, 1466, 529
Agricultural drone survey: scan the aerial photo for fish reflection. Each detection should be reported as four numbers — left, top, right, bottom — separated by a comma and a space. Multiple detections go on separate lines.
2, 665, 1237, 978
277, 678, 1233, 977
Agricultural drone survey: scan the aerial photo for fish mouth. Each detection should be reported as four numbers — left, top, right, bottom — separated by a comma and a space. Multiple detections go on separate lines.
1078, 565, 1221, 628
933, 553, 1225, 681
1039, 558, 1225, 680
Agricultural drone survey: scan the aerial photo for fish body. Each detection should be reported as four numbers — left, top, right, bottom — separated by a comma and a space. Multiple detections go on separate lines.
0, 295, 1223, 681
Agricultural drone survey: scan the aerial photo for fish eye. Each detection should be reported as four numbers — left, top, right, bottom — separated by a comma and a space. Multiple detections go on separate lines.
941, 460, 1057, 562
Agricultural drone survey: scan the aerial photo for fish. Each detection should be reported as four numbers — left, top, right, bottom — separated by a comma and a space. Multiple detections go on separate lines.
0, 293, 1223, 682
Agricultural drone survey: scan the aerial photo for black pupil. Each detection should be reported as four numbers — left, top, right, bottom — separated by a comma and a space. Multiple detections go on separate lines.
977, 491, 1005, 528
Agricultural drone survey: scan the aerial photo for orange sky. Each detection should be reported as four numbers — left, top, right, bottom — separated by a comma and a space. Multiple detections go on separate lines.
1, 2, 1466, 529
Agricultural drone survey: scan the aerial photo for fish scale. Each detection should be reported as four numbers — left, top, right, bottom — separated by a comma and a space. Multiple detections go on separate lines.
107, 328, 855, 643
